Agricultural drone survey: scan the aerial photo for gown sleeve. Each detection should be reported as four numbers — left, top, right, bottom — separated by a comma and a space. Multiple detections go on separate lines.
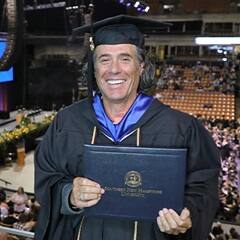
34, 113, 82, 240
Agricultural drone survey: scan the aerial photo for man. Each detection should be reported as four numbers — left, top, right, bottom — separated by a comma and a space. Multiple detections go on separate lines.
35, 15, 220, 240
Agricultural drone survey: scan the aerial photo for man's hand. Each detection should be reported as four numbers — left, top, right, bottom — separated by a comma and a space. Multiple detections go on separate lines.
157, 208, 192, 235
70, 177, 105, 209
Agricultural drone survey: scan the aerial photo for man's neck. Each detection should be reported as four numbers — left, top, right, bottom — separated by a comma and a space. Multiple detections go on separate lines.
102, 96, 137, 124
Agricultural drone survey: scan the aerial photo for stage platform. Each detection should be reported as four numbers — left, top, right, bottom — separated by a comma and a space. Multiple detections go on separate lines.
0, 110, 53, 193
0, 110, 51, 133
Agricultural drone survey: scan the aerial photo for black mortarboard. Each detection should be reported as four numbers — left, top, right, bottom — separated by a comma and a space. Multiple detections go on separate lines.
73, 14, 170, 49
72, 15, 169, 99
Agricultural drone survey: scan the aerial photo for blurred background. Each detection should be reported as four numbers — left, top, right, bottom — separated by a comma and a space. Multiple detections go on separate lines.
0, 1, 240, 239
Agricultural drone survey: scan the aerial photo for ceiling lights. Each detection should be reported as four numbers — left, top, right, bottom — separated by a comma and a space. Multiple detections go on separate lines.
195, 37, 240, 45
118, 0, 150, 13
24, 1, 66, 11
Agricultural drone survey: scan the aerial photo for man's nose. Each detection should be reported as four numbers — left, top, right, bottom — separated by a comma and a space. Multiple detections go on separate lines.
110, 59, 121, 74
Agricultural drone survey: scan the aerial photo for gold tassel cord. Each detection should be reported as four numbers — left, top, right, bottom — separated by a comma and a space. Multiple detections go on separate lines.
91, 126, 97, 144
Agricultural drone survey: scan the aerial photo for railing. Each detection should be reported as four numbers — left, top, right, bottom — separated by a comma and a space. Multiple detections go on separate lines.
0, 225, 34, 238
0, 178, 12, 187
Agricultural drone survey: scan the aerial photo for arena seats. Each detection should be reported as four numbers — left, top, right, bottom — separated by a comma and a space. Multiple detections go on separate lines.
158, 90, 235, 120
156, 64, 236, 120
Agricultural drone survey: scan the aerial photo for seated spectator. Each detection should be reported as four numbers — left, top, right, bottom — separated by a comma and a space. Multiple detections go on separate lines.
229, 227, 239, 239
24, 202, 40, 232
203, 103, 213, 109
1, 202, 18, 226
13, 212, 30, 230
0, 188, 9, 220
11, 187, 28, 213
212, 222, 224, 237
13, 204, 39, 233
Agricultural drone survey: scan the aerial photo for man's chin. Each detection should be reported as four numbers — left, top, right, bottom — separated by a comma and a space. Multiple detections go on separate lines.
106, 96, 126, 103
103, 94, 137, 105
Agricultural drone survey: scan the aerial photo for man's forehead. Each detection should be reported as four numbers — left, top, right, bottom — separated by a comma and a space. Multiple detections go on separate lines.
95, 44, 137, 56
96, 43, 137, 50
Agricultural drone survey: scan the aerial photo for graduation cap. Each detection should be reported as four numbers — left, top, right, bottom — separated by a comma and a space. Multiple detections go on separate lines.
72, 15, 170, 99
73, 14, 170, 49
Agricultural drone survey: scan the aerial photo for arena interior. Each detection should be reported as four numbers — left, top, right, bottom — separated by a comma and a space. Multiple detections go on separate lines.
0, 0, 240, 239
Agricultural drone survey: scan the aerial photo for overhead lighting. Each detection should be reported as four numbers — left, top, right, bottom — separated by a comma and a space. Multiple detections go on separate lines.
66, 5, 78, 10
134, 1, 140, 7
209, 45, 233, 51
144, 6, 150, 12
163, 4, 174, 9
24, 1, 66, 11
117, 0, 150, 12
195, 37, 240, 45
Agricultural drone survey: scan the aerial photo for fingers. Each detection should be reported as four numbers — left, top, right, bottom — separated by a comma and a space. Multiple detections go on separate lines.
157, 209, 184, 235
170, 209, 191, 229
73, 177, 100, 188
180, 208, 190, 220
70, 177, 105, 209
180, 208, 192, 229
157, 208, 192, 235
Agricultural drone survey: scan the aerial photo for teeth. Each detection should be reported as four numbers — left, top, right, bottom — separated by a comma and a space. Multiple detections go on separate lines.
107, 80, 125, 85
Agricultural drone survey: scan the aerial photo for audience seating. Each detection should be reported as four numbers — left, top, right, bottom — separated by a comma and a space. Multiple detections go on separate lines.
157, 65, 235, 120
158, 90, 235, 120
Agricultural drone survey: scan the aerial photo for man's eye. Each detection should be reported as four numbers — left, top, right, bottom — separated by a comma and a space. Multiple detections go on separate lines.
121, 57, 131, 62
99, 58, 110, 63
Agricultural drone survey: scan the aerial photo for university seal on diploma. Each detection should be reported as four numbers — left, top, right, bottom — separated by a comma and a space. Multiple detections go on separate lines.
125, 171, 142, 188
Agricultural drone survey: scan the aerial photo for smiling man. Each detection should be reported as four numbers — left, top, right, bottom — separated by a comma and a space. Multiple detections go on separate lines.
35, 15, 220, 240
94, 43, 144, 123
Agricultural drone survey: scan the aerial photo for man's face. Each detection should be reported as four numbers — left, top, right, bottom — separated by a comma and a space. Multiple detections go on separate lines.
94, 44, 143, 105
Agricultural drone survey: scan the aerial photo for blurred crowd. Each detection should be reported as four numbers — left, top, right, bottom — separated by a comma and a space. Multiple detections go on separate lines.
209, 222, 240, 240
0, 186, 39, 240
156, 62, 237, 94
199, 117, 240, 223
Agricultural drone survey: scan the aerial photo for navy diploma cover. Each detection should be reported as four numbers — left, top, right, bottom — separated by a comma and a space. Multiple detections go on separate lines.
82, 144, 187, 221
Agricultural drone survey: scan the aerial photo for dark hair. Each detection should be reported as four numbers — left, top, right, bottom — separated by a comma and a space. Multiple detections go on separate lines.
18, 212, 30, 223
0, 188, 6, 202
17, 186, 25, 194
137, 47, 156, 91
30, 204, 40, 221
8, 201, 15, 215
229, 227, 239, 238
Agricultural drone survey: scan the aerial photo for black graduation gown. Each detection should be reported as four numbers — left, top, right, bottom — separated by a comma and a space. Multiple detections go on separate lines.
34, 98, 220, 240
